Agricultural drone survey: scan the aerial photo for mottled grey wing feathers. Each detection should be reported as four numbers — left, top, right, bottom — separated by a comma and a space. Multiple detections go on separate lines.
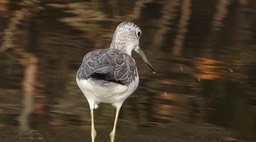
77, 49, 137, 85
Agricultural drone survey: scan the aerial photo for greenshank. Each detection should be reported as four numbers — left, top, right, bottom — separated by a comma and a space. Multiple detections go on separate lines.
76, 22, 155, 142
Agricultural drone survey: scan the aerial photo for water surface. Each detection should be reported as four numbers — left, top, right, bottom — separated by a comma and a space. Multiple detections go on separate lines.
0, 0, 256, 141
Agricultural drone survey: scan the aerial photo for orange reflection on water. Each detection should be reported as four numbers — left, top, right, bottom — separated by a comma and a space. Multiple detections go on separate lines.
194, 57, 226, 80
159, 79, 175, 85
152, 91, 201, 123
0, 0, 9, 13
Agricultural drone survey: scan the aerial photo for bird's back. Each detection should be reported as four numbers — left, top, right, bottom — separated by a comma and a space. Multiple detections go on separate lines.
77, 48, 138, 86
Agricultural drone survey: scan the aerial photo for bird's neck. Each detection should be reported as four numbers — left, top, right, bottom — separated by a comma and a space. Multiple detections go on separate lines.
110, 40, 133, 56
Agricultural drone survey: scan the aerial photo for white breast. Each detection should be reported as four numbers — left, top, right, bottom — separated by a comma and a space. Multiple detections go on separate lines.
76, 75, 139, 109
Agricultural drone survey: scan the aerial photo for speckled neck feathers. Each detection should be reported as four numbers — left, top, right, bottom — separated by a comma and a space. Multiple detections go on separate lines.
110, 22, 141, 56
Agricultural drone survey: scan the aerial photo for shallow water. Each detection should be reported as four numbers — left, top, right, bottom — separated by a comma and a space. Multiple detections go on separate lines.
0, 0, 256, 141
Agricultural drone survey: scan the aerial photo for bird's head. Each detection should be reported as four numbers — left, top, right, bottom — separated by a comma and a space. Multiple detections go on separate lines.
110, 22, 156, 73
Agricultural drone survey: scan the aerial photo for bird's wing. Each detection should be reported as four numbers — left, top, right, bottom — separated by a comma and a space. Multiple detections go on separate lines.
77, 49, 137, 85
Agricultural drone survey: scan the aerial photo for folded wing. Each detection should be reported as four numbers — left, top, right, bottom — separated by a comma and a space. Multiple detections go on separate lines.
77, 49, 137, 85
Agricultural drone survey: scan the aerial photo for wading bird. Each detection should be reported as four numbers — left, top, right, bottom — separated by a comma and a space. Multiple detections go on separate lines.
76, 22, 155, 142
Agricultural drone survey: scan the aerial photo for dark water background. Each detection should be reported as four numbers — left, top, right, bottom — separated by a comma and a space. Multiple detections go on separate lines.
0, 0, 256, 141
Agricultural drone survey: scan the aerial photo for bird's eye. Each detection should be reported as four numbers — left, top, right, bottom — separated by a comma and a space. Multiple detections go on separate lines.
136, 31, 142, 38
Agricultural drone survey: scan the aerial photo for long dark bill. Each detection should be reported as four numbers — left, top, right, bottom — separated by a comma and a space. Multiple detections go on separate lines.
136, 48, 156, 74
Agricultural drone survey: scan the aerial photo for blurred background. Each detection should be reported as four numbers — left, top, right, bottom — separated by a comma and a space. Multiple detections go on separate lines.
0, 0, 256, 141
